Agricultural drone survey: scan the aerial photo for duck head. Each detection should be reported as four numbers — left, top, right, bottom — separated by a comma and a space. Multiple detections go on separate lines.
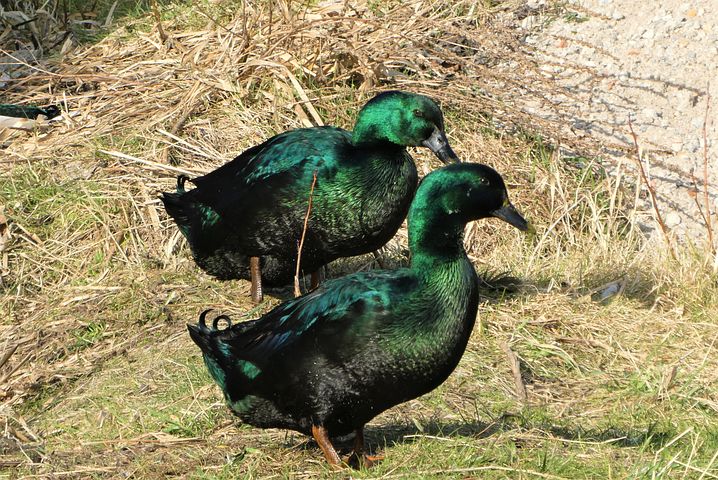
408, 163, 529, 260
352, 91, 459, 164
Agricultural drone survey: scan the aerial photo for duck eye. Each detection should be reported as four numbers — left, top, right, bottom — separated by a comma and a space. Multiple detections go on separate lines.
479, 177, 489, 185
413, 109, 424, 118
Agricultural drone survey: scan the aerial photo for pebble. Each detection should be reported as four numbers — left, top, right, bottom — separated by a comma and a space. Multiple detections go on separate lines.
676, 91, 693, 110
665, 212, 682, 227
642, 108, 658, 121
521, 16, 539, 30
526, 0, 547, 8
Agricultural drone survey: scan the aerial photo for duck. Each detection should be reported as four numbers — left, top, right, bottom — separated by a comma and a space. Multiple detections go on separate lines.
161, 91, 459, 302
188, 162, 529, 467
0, 104, 61, 130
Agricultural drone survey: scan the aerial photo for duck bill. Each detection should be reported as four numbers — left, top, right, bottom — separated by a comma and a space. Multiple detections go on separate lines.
421, 127, 460, 164
491, 203, 529, 231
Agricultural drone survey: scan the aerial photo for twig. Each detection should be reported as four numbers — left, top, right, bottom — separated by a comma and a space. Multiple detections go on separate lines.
294, 170, 318, 297
0, 344, 18, 371
702, 86, 714, 253
150, 0, 168, 44
160, 81, 204, 164
688, 168, 713, 236
103, 0, 119, 28
98, 149, 195, 176
627, 116, 676, 260
0, 352, 32, 385
499, 341, 527, 405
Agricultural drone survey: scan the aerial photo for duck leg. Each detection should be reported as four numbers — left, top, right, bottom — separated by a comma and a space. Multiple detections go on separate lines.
311, 425, 341, 466
372, 250, 387, 269
250, 256, 263, 303
310, 269, 321, 290
349, 427, 384, 468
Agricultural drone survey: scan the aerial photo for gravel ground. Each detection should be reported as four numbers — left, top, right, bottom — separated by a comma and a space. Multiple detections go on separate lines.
519, 0, 716, 240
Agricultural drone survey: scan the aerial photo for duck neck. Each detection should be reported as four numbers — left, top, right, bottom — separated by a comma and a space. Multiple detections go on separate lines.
408, 211, 469, 276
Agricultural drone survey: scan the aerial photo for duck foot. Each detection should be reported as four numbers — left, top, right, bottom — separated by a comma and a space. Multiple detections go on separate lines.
346, 427, 383, 469
250, 256, 263, 303
311, 425, 342, 467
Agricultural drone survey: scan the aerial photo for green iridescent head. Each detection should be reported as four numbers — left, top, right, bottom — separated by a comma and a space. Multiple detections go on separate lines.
352, 91, 459, 163
408, 163, 528, 256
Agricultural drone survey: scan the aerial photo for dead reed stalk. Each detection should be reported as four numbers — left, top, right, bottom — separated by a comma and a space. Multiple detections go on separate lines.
627, 115, 676, 260
294, 170, 318, 297
701, 87, 714, 253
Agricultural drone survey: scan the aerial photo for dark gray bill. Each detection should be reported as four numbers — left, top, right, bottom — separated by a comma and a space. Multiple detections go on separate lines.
491, 203, 529, 231
421, 127, 460, 164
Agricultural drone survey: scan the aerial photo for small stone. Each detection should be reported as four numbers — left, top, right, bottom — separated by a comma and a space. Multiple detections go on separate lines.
642, 29, 655, 39
612, 10, 625, 20
671, 142, 683, 152
521, 15, 538, 30
686, 8, 697, 17
526, 0, 546, 8
676, 92, 693, 112
642, 108, 658, 121
665, 212, 682, 227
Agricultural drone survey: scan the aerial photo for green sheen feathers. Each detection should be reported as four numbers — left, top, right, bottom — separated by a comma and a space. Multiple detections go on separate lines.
352, 91, 444, 147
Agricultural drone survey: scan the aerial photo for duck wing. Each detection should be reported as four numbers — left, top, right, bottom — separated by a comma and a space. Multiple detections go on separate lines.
190, 269, 417, 370
188, 126, 351, 221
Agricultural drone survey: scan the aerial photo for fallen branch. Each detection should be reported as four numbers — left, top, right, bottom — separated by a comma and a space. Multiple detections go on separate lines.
294, 170, 318, 297
500, 341, 527, 405
627, 116, 676, 260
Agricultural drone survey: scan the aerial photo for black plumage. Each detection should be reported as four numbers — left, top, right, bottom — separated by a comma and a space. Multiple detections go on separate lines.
188, 163, 529, 466
161, 91, 459, 301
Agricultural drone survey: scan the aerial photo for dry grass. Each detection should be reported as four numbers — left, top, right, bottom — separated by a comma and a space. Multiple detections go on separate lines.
1, 0, 717, 478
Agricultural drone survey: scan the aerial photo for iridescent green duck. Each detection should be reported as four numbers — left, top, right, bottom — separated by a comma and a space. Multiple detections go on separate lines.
188, 162, 528, 467
161, 91, 458, 302
0, 104, 61, 130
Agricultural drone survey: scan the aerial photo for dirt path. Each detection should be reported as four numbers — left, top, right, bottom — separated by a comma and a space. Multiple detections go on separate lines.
519, 0, 716, 239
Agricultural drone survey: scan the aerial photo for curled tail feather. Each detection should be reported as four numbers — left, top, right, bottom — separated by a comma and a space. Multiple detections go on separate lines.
187, 309, 232, 347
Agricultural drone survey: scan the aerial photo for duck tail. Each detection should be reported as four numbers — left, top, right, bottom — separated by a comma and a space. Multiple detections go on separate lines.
187, 309, 228, 352
188, 309, 233, 384
188, 310, 262, 391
